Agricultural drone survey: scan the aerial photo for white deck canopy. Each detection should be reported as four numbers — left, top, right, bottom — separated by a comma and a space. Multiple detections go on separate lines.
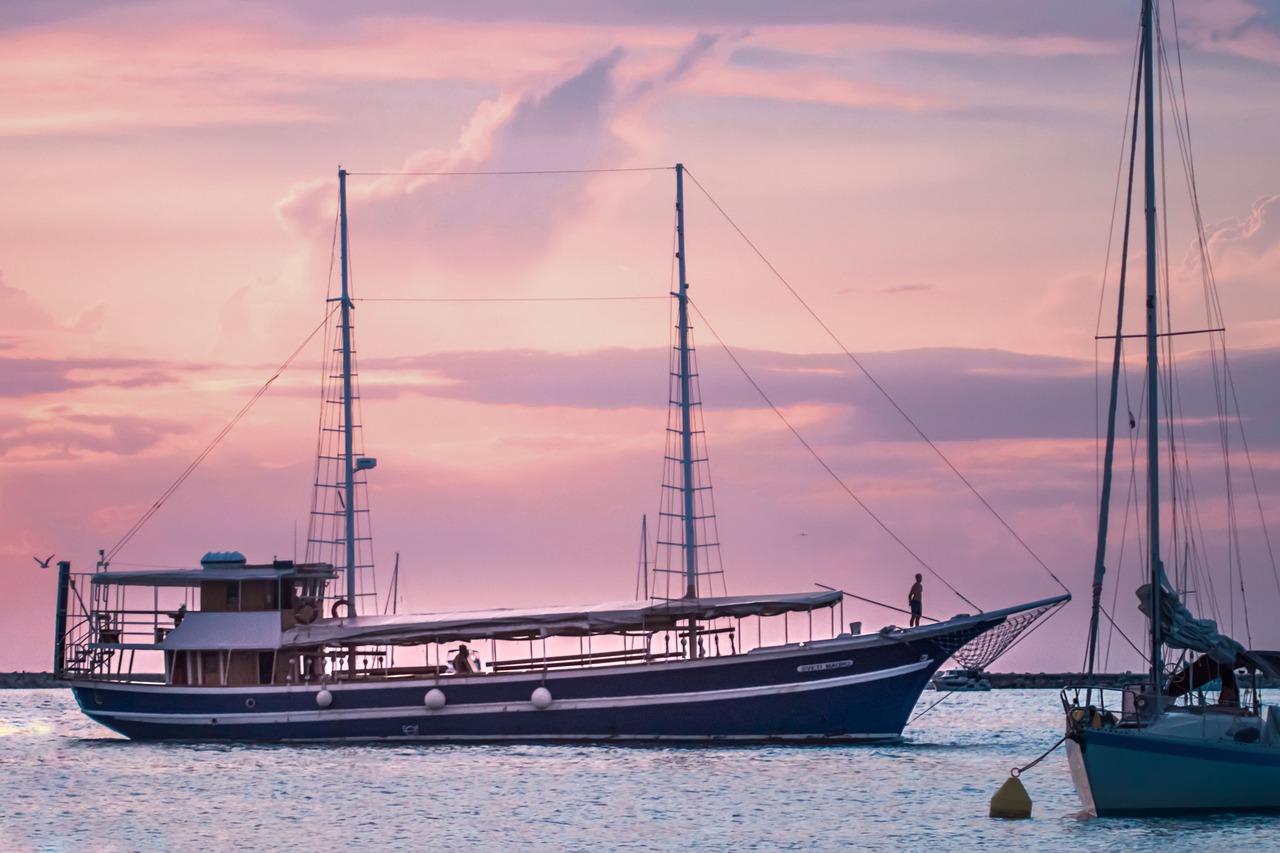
282, 590, 845, 647
161, 612, 285, 650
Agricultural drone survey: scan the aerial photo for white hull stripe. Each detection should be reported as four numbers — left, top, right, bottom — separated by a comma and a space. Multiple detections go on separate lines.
88, 659, 931, 728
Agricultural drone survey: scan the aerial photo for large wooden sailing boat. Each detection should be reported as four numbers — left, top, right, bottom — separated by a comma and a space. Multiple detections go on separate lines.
54, 165, 1064, 742
1062, 0, 1280, 814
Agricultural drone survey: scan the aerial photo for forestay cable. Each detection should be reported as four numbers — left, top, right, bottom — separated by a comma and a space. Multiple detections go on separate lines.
106, 306, 339, 562
691, 300, 980, 611
682, 168, 1071, 597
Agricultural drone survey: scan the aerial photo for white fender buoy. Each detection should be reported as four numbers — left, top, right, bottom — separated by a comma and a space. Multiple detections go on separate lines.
531, 686, 553, 709
424, 688, 446, 710
316, 689, 333, 709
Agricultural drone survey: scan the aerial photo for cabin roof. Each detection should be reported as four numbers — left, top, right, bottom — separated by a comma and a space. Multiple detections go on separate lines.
91, 563, 337, 587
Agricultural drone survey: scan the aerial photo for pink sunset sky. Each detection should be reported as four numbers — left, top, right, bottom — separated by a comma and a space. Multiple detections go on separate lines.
4, 0, 1280, 674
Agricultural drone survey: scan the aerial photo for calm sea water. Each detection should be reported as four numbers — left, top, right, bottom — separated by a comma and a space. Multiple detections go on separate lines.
2, 688, 1277, 852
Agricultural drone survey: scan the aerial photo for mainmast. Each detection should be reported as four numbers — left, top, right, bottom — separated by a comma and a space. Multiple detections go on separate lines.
653, 164, 724, 649
338, 168, 358, 615
1140, 0, 1164, 689
675, 163, 698, 600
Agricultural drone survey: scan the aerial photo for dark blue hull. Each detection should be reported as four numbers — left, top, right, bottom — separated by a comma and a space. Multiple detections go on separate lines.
70, 623, 992, 743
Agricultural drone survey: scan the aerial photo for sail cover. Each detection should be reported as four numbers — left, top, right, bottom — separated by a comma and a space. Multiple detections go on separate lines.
282, 590, 844, 648
1136, 583, 1244, 666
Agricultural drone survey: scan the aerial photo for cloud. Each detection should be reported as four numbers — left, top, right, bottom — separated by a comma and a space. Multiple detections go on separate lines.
0, 359, 83, 397
354, 345, 1090, 442
1161, 0, 1280, 65
1204, 193, 1280, 263
277, 35, 730, 274
0, 356, 183, 398
0, 274, 109, 345
6, 2, 1271, 143
0, 276, 57, 332
1170, 194, 1280, 344
73, 304, 109, 334
352, 342, 1280, 458
0, 409, 189, 460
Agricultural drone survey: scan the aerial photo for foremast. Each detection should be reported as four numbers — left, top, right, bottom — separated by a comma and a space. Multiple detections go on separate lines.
306, 168, 377, 621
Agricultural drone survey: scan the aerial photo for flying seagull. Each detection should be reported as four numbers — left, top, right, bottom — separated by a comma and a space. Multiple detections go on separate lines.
33, 554, 55, 568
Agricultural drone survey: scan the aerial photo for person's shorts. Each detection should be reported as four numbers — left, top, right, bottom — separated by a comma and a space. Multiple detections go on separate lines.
910, 601, 922, 616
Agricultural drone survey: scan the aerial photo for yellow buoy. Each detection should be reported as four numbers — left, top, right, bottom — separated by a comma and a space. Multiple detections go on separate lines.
989, 772, 1032, 819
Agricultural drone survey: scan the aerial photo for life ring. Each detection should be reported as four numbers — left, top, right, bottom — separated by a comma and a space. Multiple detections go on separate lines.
330, 598, 349, 619
295, 601, 318, 625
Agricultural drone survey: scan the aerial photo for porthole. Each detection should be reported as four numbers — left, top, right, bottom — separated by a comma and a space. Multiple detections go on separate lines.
245, 698, 257, 709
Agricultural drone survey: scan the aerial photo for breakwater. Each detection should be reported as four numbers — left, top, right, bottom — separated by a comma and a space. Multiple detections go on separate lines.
0, 672, 64, 689
988, 671, 1280, 689
988, 672, 1145, 689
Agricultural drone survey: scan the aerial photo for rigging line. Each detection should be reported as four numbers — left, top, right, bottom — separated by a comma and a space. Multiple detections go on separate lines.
815, 583, 939, 624
1089, 54, 1144, 678
1157, 22, 1237, 637
681, 168, 1071, 598
352, 296, 666, 303
344, 212, 382, 607
1093, 22, 1143, 541
657, 205, 682, 603
346, 167, 673, 177
1098, 601, 1148, 661
1101, 25, 1148, 674
1094, 19, 1146, 338
1105, 367, 1147, 671
1155, 9, 1193, 614
306, 208, 343, 561
1154, 9, 1196, 612
106, 305, 341, 563
1095, 328, 1224, 340
1169, 4, 1272, 634
1222, 353, 1280, 599
688, 299, 980, 611
908, 690, 955, 725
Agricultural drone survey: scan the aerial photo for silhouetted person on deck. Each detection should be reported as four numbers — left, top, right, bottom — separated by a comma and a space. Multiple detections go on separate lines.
909, 574, 923, 628
453, 644, 474, 675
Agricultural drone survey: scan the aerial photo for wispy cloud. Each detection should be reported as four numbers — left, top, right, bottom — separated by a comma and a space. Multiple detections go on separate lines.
0, 356, 184, 398
0, 408, 190, 460
0, 277, 57, 331
279, 35, 730, 271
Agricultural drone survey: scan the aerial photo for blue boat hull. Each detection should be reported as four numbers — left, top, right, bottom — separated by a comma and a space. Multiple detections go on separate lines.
70, 627, 983, 743
1067, 716, 1280, 815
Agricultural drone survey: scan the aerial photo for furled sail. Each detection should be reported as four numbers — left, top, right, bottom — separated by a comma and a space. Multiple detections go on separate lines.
1136, 583, 1243, 666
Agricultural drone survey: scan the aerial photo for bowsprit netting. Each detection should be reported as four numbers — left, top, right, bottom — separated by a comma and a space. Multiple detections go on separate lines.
937, 599, 1067, 670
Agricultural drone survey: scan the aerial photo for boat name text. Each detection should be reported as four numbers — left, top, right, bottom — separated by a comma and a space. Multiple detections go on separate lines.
797, 660, 853, 673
